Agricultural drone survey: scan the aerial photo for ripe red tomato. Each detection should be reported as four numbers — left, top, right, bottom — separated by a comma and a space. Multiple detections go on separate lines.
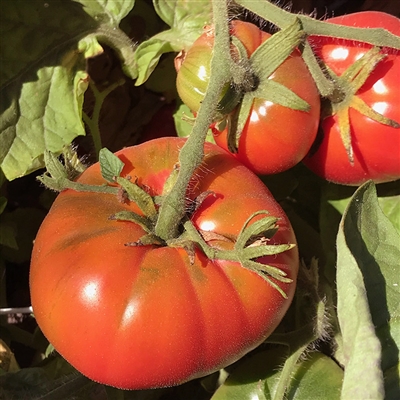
30, 137, 299, 389
304, 11, 400, 185
177, 21, 321, 175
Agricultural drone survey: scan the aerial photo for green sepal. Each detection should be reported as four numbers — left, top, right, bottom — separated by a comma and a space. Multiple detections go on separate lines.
244, 259, 292, 282
235, 210, 279, 250
226, 94, 254, 152
240, 243, 295, 259
324, 46, 400, 164
62, 146, 86, 179
240, 259, 291, 299
351, 96, 400, 128
254, 80, 311, 111
110, 210, 153, 234
126, 234, 164, 247
230, 35, 253, 91
215, 84, 243, 121
115, 177, 157, 219
250, 17, 305, 79
341, 46, 385, 90
37, 151, 69, 191
181, 216, 295, 299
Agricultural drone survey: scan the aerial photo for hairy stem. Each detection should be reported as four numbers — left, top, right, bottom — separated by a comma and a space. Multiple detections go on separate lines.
236, 0, 400, 49
82, 79, 125, 158
302, 40, 335, 97
154, 0, 234, 241
273, 344, 309, 400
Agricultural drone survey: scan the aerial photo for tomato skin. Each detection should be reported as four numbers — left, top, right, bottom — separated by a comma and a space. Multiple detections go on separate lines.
209, 21, 320, 175
176, 22, 265, 114
175, 27, 215, 113
304, 11, 400, 185
30, 137, 298, 389
212, 57, 321, 175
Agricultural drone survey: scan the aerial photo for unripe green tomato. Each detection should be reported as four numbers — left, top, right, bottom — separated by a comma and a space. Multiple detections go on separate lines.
175, 27, 231, 113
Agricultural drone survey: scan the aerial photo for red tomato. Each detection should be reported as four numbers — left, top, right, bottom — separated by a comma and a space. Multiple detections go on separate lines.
30, 137, 298, 389
213, 22, 320, 175
304, 11, 400, 185
176, 20, 320, 175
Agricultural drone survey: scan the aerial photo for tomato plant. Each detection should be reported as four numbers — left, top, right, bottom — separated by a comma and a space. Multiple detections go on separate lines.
304, 11, 400, 185
2, 1, 400, 399
29, 137, 298, 389
176, 20, 321, 175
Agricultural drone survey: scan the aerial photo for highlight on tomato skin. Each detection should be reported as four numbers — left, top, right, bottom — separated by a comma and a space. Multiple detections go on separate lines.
29, 137, 299, 390
303, 11, 400, 185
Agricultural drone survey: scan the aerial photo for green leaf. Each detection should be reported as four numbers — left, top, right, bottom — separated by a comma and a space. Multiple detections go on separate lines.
378, 195, 400, 234
0, 368, 94, 399
0, 0, 98, 90
328, 186, 399, 234
154, 0, 211, 31
212, 349, 343, 400
1, 61, 90, 181
134, 37, 174, 85
336, 181, 400, 399
173, 102, 194, 137
0, 1, 102, 180
74, 0, 135, 26
134, 0, 212, 85
0, 1, 137, 181
99, 147, 124, 182
74, 1, 137, 79
173, 102, 215, 143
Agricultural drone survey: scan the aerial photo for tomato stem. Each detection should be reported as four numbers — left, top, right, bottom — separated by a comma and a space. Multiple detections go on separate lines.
235, 0, 400, 101
154, 0, 234, 241
273, 343, 309, 400
82, 79, 125, 159
93, 24, 138, 79
236, 0, 400, 49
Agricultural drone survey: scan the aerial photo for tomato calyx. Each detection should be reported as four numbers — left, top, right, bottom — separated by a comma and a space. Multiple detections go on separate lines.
180, 213, 294, 298
38, 147, 294, 298
321, 46, 400, 164
113, 193, 294, 299
216, 18, 311, 153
